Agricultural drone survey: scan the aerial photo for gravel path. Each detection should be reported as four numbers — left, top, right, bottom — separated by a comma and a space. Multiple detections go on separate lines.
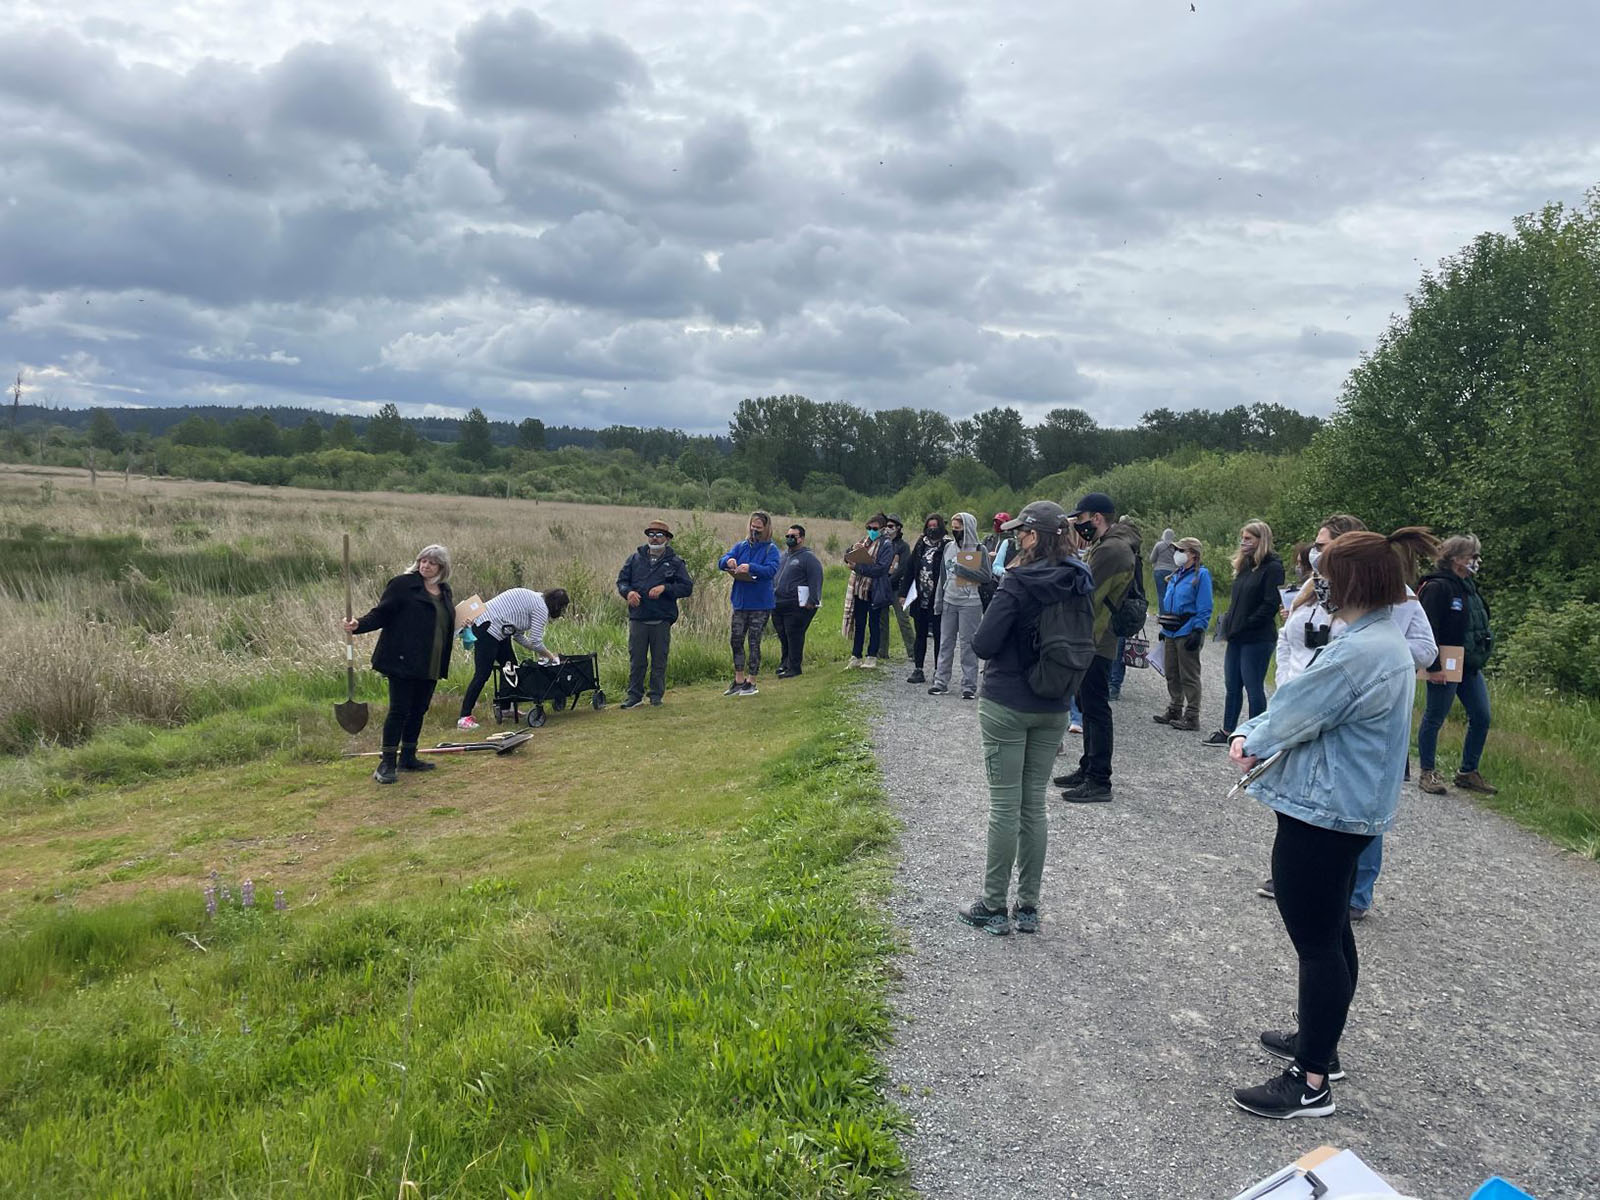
872, 647, 1600, 1199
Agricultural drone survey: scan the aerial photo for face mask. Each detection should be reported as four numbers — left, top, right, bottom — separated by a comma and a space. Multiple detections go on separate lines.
1466, 558, 1481, 575
951, 527, 963, 540
1073, 521, 1098, 541
1307, 546, 1323, 573
1173, 551, 1189, 568
1313, 576, 1334, 610
784, 534, 798, 548
749, 527, 763, 540
925, 526, 942, 539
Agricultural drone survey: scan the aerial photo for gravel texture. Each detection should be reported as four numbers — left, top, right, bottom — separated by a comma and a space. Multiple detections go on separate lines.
871, 646, 1600, 1199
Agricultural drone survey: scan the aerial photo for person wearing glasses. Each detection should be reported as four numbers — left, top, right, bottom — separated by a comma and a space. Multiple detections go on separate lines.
1416, 534, 1497, 796
616, 520, 695, 709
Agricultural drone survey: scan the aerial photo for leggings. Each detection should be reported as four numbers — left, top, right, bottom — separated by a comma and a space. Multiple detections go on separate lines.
459, 626, 514, 717
911, 603, 941, 670
1223, 639, 1273, 732
382, 675, 439, 747
730, 609, 771, 675
1270, 811, 1373, 1075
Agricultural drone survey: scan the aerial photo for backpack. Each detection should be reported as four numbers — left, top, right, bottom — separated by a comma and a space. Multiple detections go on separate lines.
1110, 557, 1148, 638
1028, 591, 1098, 699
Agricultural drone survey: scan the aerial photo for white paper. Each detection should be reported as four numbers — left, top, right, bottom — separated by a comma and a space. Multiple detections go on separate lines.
1229, 1150, 1401, 1200
904, 582, 918, 608
1147, 638, 1165, 677
797, 585, 811, 606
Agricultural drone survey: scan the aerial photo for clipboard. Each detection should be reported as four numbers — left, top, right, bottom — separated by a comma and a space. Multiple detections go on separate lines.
1436, 644, 1465, 683
956, 549, 982, 570
1227, 749, 1286, 799
845, 543, 875, 566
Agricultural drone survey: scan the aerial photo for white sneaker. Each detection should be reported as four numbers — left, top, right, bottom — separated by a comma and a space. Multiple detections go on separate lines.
457, 715, 479, 730
1069, 723, 1083, 735
845, 657, 862, 669
862, 657, 878, 669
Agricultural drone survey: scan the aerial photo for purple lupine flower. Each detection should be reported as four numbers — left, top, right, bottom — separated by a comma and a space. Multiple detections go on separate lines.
204, 886, 217, 917
274, 890, 287, 912
241, 879, 255, 907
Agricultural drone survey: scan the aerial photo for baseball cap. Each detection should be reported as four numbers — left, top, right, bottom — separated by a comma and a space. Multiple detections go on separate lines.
1000, 500, 1066, 533
1069, 492, 1116, 518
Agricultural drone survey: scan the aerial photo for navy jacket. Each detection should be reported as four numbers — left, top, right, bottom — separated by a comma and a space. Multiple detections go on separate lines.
849, 536, 898, 609
617, 547, 695, 624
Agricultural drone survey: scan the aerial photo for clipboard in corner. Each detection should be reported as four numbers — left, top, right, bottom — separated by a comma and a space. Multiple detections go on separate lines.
956, 549, 982, 570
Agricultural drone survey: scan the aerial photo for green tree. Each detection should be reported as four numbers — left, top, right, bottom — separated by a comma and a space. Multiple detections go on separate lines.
366, 403, 407, 454
458, 407, 494, 465
293, 417, 325, 454
168, 416, 223, 447
1032, 407, 1101, 473
226, 414, 282, 457
517, 417, 547, 451
968, 406, 1034, 488
87, 409, 124, 453
328, 416, 358, 449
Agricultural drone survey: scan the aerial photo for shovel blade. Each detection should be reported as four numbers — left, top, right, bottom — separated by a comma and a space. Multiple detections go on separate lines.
334, 700, 369, 734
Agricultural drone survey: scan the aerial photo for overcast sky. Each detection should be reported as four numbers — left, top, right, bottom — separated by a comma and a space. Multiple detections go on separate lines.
3, 1, 1597, 433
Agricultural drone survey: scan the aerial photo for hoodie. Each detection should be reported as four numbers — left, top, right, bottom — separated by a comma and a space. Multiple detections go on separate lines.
1085, 520, 1141, 656
1150, 528, 1177, 572
972, 557, 1096, 713
718, 538, 782, 610
937, 511, 992, 611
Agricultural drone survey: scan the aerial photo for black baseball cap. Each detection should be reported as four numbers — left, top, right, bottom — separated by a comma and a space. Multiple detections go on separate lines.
1069, 492, 1116, 518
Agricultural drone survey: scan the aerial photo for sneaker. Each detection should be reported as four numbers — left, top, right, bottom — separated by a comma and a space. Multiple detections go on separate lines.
845, 657, 862, 670
1233, 1064, 1335, 1119
774, 668, 791, 679
1260, 1029, 1345, 1080
1013, 905, 1040, 934
649, 697, 663, 706
928, 683, 949, 695
1256, 877, 1276, 899
741, 680, 759, 696
957, 899, 1012, 936
1068, 722, 1083, 735
1454, 770, 1498, 795
862, 656, 878, 669
1053, 768, 1085, 788
1349, 906, 1368, 923
1109, 687, 1121, 701
1417, 769, 1447, 795
907, 669, 926, 684
961, 688, 976, 700
456, 715, 480, 730
620, 697, 645, 710
723, 680, 742, 696
1060, 779, 1112, 804
1202, 730, 1231, 746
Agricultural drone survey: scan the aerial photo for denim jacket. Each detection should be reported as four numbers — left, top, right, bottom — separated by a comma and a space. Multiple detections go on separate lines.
1234, 609, 1415, 835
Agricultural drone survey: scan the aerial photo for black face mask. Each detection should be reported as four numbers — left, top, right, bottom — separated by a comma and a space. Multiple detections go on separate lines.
784, 535, 798, 548
926, 526, 943, 540
1073, 520, 1098, 541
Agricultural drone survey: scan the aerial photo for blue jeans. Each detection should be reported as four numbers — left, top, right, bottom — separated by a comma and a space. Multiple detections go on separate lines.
1350, 835, 1382, 912
1108, 637, 1128, 691
1068, 695, 1082, 727
1154, 570, 1172, 607
1417, 670, 1491, 773
1223, 639, 1273, 732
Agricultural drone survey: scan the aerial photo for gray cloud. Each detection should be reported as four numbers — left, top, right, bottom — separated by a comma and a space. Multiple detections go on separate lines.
452, 9, 649, 115
863, 49, 966, 131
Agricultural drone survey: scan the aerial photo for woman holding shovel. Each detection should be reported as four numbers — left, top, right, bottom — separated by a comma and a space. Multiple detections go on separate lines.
343, 544, 454, 784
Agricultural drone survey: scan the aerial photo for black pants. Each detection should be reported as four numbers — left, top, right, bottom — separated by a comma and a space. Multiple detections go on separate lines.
911, 603, 941, 670
1271, 811, 1373, 1075
459, 625, 514, 717
627, 620, 671, 701
851, 604, 888, 658
1076, 653, 1115, 784
774, 603, 817, 674
383, 675, 439, 747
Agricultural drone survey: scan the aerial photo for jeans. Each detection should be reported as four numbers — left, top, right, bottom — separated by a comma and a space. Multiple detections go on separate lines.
773, 603, 816, 674
1154, 569, 1172, 602
626, 620, 671, 702
851, 604, 888, 658
1223, 638, 1274, 732
1271, 811, 1373, 1075
934, 604, 981, 691
978, 700, 1071, 910
1108, 637, 1128, 691
459, 625, 514, 717
1417, 670, 1492, 773
730, 609, 771, 675
382, 675, 438, 748
1350, 835, 1382, 912
910, 603, 941, 671
1068, 695, 1082, 728
1076, 653, 1115, 784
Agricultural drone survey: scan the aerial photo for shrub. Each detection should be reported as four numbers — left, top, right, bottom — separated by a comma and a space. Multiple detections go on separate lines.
1498, 601, 1600, 698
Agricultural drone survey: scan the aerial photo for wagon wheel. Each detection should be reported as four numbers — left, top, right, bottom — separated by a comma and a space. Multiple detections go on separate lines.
592, 690, 607, 710
527, 705, 547, 728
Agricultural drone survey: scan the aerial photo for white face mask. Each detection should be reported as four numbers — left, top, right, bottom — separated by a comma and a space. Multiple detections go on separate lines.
1307, 546, 1323, 573
1466, 557, 1482, 575
1173, 551, 1190, 568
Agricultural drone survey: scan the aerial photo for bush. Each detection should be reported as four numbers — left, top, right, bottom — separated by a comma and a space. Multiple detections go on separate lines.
1498, 600, 1600, 698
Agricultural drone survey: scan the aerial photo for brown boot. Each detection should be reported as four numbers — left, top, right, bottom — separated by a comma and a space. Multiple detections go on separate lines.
1171, 713, 1200, 731
1454, 770, 1498, 795
1152, 707, 1180, 725
1417, 769, 1447, 795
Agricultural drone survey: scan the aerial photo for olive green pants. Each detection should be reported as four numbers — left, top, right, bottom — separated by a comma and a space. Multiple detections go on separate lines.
978, 699, 1071, 910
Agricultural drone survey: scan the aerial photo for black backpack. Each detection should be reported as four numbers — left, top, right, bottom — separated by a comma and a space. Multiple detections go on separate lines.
1110, 558, 1148, 638
1028, 591, 1098, 699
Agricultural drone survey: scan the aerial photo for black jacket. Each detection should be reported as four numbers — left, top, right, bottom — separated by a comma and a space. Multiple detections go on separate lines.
1418, 569, 1493, 671
1220, 553, 1285, 644
896, 533, 948, 607
972, 558, 1095, 713
616, 547, 695, 623
352, 573, 454, 680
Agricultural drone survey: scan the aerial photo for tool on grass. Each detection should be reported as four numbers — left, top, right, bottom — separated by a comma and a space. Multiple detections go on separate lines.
343, 729, 535, 758
334, 532, 370, 734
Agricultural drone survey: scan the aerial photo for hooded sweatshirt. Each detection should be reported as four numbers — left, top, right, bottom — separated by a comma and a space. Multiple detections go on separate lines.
1150, 528, 1177, 572
1085, 520, 1141, 657
972, 557, 1096, 713
938, 511, 991, 611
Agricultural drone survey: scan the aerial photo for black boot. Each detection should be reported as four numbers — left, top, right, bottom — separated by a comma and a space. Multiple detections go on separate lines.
373, 747, 399, 784
398, 744, 435, 772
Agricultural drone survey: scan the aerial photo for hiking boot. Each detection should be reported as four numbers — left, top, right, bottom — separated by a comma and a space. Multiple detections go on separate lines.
1013, 905, 1040, 934
907, 669, 926, 684
456, 715, 479, 730
1053, 768, 1085, 788
373, 748, 398, 785
957, 899, 1012, 936
740, 680, 759, 696
1202, 729, 1231, 746
1153, 709, 1179, 725
398, 745, 435, 772
862, 656, 878, 669
1260, 1029, 1345, 1080
723, 680, 742, 696
1171, 714, 1200, 731
845, 657, 862, 670
1233, 1064, 1335, 1119
1256, 877, 1276, 900
1417, 769, 1447, 795
928, 682, 949, 695
620, 697, 645, 710
1061, 779, 1112, 804
1454, 770, 1498, 795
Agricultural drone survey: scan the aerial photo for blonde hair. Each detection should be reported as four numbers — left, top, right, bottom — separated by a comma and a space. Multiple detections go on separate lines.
1231, 521, 1275, 575
1436, 533, 1481, 568
410, 544, 451, 581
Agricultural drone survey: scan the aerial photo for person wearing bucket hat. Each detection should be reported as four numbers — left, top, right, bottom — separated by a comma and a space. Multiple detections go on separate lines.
616, 520, 694, 708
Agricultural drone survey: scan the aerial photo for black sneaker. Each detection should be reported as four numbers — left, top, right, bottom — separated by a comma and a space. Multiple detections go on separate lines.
907, 670, 926, 684
649, 697, 663, 706
740, 680, 759, 696
723, 681, 741, 696
1260, 1030, 1345, 1080
1202, 730, 1231, 746
774, 668, 791, 678
961, 688, 976, 700
1256, 877, 1276, 899
957, 899, 1011, 935
1349, 906, 1368, 922
1013, 905, 1040, 934
1233, 1064, 1334, 1119
928, 683, 949, 695
620, 696, 645, 710
1060, 779, 1112, 803
1109, 687, 1121, 701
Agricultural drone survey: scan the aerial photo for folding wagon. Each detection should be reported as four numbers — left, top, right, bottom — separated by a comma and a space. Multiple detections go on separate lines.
491, 652, 606, 727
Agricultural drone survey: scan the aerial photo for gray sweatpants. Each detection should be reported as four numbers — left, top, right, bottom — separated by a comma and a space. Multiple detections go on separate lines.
933, 603, 982, 692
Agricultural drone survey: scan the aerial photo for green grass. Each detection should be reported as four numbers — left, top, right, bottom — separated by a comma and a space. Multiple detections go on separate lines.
0, 673, 908, 1196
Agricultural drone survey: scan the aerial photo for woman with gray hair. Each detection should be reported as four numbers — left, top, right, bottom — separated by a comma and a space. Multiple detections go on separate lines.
343, 545, 455, 784
1415, 534, 1496, 796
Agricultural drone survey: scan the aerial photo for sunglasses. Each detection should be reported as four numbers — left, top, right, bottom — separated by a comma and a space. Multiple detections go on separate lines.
645, 531, 668, 539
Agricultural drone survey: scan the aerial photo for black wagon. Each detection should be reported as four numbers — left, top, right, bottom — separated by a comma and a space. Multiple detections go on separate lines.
491, 652, 606, 727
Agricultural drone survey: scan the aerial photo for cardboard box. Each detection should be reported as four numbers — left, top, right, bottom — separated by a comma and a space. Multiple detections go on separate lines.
1437, 644, 1466, 683
454, 594, 485, 631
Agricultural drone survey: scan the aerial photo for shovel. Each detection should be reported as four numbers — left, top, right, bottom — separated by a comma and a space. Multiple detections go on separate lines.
334, 533, 370, 734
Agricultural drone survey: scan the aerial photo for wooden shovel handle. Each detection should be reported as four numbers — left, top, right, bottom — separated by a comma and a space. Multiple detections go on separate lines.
343, 533, 354, 626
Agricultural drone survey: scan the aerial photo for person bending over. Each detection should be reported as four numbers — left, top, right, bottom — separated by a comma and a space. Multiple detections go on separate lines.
457, 586, 569, 729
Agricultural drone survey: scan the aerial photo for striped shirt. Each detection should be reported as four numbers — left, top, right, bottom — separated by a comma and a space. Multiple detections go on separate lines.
479, 588, 552, 655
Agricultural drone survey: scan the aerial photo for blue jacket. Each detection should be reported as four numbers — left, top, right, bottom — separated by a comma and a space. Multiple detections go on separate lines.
1235, 610, 1415, 835
1160, 566, 1213, 639
718, 539, 782, 610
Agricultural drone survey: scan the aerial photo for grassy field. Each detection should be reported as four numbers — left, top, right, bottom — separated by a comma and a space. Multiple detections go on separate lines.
0, 470, 911, 1196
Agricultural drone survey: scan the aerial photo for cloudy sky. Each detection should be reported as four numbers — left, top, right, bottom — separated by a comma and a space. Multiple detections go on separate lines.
3, 1, 1597, 434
